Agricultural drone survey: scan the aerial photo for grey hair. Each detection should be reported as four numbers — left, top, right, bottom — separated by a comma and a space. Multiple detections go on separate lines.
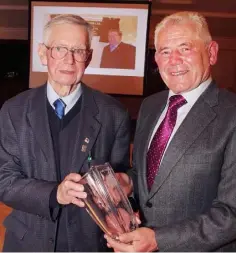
154, 11, 212, 49
43, 14, 93, 48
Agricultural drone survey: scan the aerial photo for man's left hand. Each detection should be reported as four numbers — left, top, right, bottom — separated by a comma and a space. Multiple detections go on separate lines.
104, 227, 158, 252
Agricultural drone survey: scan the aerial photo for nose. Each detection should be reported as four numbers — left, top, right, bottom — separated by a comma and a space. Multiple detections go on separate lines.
169, 50, 183, 66
64, 50, 75, 64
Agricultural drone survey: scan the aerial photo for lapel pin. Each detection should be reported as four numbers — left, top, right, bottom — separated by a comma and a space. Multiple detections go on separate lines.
84, 137, 89, 144
81, 145, 87, 152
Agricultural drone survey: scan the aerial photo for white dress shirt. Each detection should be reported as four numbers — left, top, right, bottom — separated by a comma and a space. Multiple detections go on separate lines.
148, 78, 212, 162
47, 82, 82, 115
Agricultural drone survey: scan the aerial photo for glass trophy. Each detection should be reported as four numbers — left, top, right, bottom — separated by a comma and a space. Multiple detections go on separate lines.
79, 163, 137, 239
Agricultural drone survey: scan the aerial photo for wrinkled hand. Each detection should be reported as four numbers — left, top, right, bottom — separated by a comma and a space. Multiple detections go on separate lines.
105, 227, 158, 252
57, 173, 87, 207
115, 173, 133, 196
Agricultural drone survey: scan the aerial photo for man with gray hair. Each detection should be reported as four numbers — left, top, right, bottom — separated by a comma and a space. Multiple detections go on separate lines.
0, 14, 131, 251
105, 11, 236, 252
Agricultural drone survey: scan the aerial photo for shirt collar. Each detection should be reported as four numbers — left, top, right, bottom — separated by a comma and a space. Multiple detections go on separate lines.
168, 77, 212, 106
109, 42, 121, 52
47, 82, 82, 114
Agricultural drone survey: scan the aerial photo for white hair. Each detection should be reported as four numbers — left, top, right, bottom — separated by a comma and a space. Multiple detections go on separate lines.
43, 14, 93, 48
154, 11, 212, 49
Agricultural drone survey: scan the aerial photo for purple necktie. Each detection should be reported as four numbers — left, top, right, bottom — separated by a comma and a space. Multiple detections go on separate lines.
146, 95, 187, 191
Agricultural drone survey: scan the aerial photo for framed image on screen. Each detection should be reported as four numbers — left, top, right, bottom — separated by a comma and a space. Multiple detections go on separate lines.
29, 0, 151, 95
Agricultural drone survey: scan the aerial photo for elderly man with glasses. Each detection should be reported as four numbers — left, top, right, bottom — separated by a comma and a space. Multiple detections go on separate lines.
0, 14, 131, 252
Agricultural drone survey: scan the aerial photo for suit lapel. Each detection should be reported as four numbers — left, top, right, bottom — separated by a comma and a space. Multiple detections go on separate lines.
70, 84, 101, 174
148, 83, 219, 200
27, 85, 57, 180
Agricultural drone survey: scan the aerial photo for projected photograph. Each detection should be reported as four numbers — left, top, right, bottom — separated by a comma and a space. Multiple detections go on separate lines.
29, 1, 150, 95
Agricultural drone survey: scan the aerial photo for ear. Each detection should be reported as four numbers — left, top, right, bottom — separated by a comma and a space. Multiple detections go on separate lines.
154, 50, 160, 68
208, 41, 219, 66
85, 49, 93, 68
38, 43, 48, 66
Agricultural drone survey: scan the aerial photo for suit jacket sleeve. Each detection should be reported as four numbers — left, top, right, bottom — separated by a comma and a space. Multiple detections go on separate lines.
127, 101, 146, 201
110, 109, 131, 172
0, 102, 57, 220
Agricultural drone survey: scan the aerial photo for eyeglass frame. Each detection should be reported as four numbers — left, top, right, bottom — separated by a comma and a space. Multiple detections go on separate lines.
43, 44, 92, 63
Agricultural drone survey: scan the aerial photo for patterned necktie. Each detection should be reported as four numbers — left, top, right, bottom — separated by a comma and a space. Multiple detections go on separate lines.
146, 95, 187, 191
53, 98, 66, 119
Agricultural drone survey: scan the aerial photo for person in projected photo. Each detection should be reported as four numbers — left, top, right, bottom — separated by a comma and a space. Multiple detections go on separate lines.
105, 11, 236, 252
0, 14, 131, 252
100, 28, 136, 69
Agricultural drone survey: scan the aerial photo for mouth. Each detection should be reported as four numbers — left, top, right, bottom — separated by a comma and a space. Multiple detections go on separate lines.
170, 70, 189, 76
60, 70, 75, 75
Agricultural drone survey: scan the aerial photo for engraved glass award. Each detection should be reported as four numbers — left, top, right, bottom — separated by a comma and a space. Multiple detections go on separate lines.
79, 163, 137, 239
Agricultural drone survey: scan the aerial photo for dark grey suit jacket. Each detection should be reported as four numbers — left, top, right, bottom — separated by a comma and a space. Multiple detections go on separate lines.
0, 83, 131, 252
130, 82, 236, 251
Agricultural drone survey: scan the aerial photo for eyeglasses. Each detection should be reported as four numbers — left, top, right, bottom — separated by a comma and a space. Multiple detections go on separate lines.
44, 44, 92, 62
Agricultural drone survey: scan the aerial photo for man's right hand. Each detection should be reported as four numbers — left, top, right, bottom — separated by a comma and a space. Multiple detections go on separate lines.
115, 173, 133, 196
57, 173, 87, 207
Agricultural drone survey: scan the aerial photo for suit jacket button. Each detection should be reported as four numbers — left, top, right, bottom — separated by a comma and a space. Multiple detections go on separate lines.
146, 201, 152, 208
